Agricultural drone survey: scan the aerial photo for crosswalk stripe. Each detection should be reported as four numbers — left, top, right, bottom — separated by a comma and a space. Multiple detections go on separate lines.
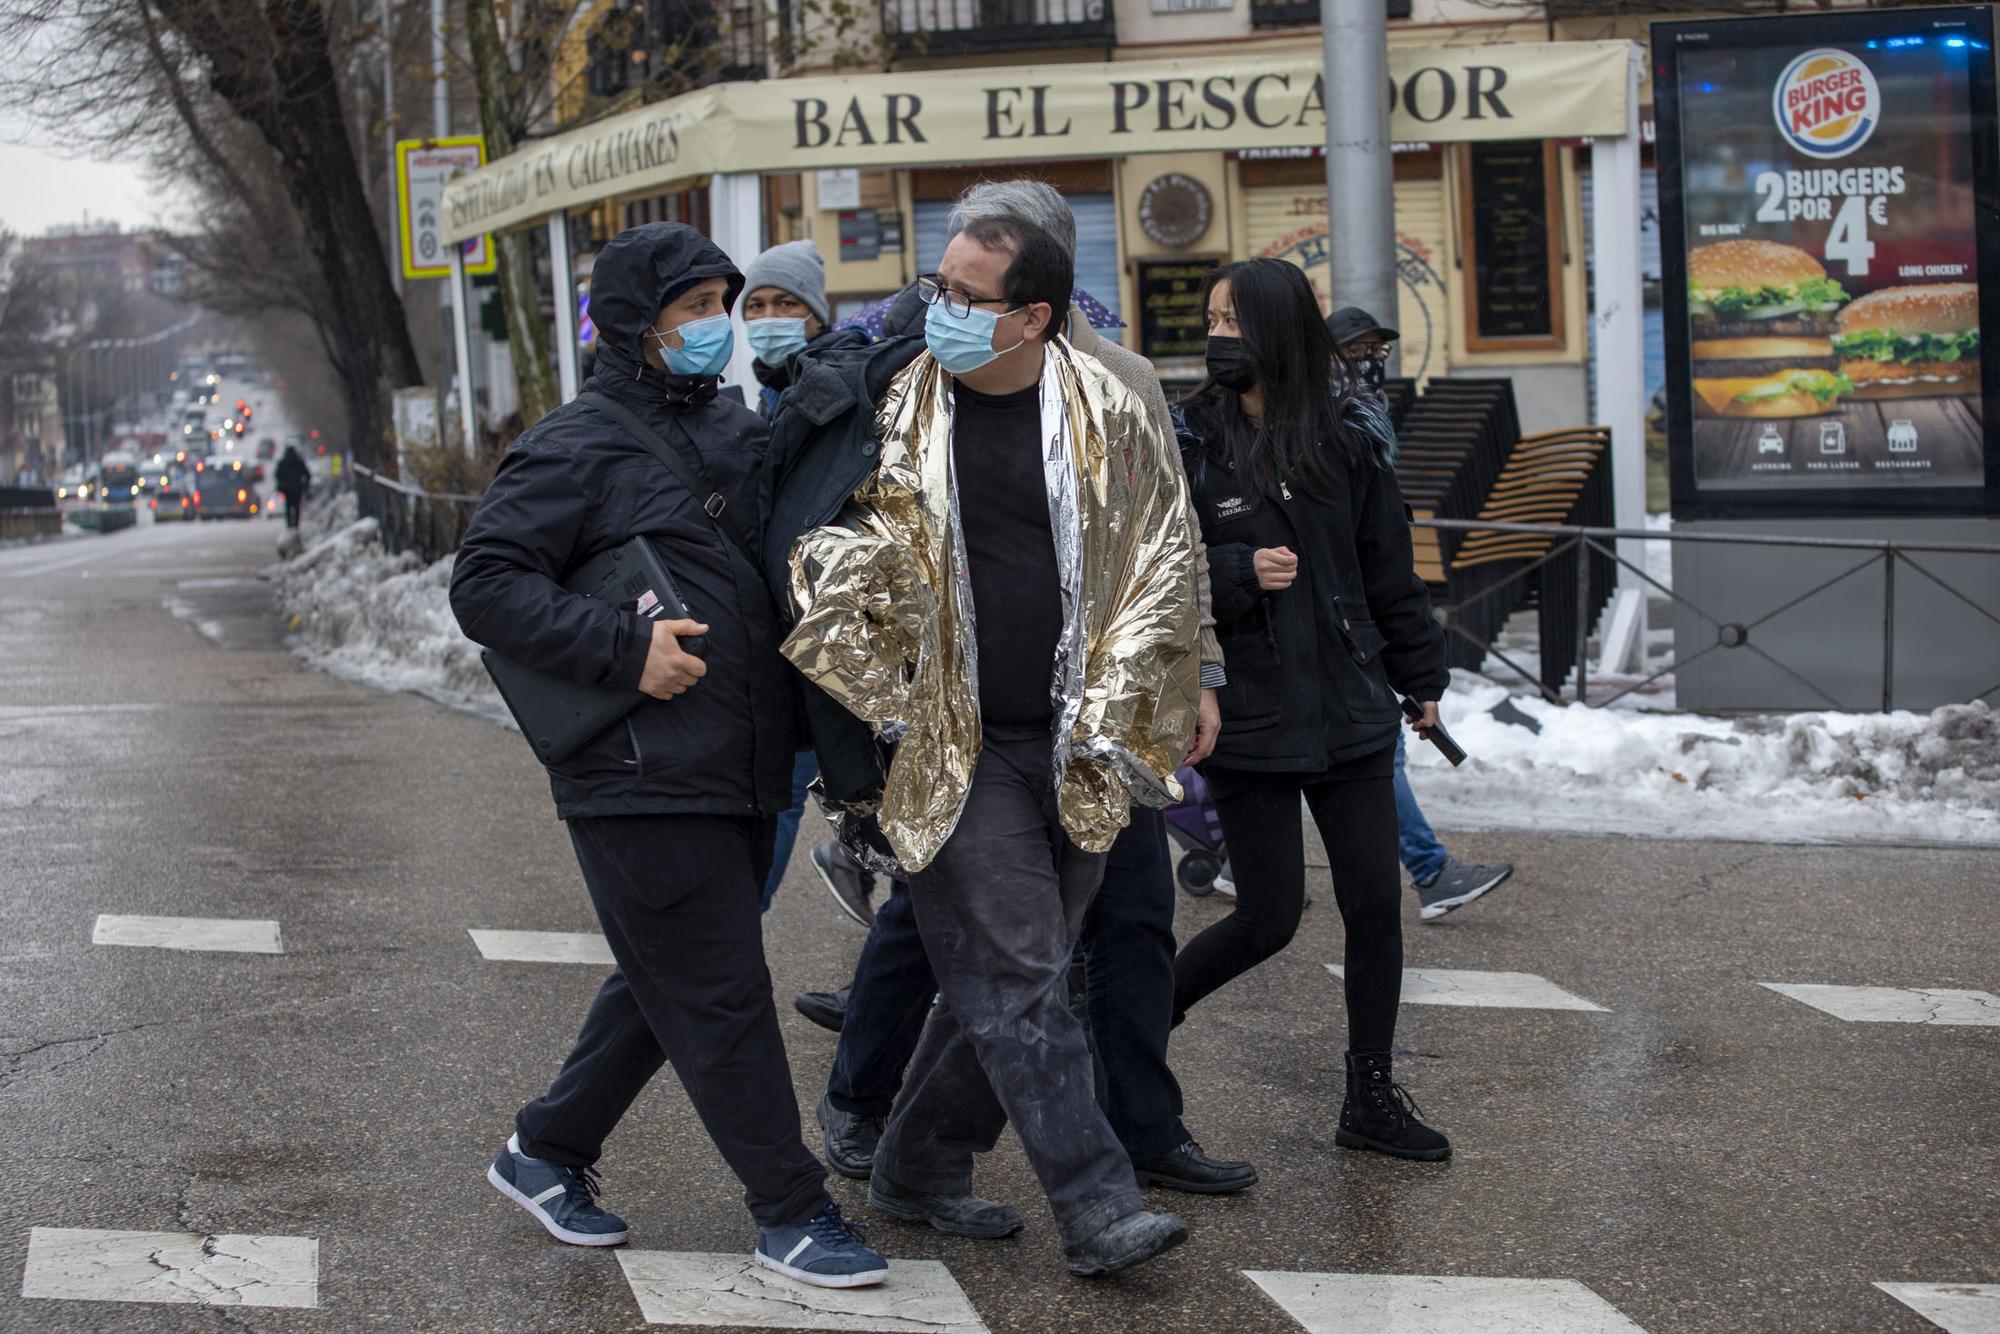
19, 1227, 319, 1309
467, 929, 614, 965
1874, 1281, 2000, 1332
615, 1250, 988, 1330
1328, 965, 1608, 1012
1759, 982, 2000, 1026
1243, 1271, 1646, 1332
91, 914, 283, 955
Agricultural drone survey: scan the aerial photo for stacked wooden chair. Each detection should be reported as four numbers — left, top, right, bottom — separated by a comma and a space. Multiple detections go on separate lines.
1389, 378, 1615, 695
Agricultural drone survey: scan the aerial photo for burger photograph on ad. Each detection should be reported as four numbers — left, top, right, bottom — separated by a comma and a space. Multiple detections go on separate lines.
1688, 240, 1852, 419
1832, 282, 1981, 401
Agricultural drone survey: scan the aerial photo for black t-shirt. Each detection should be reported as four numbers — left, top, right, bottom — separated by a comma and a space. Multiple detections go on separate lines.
952, 379, 1062, 728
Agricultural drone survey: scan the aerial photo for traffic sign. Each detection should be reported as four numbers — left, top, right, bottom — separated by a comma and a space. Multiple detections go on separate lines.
397, 138, 497, 280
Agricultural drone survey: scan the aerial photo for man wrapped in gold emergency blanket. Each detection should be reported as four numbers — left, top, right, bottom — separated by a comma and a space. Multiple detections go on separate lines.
781, 338, 1201, 873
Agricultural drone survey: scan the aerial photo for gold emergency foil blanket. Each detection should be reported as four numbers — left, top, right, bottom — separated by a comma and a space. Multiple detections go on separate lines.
782, 338, 1200, 873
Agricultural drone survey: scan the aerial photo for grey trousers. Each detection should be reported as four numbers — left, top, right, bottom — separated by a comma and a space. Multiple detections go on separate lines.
872, 733, 1144, 1249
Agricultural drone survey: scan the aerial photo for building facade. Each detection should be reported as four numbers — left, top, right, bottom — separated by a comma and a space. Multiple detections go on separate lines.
516, 3, 1834, 430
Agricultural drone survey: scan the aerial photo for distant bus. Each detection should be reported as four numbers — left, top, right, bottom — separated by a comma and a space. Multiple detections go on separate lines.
193, 456, 259, 520
97, 450, 141, 504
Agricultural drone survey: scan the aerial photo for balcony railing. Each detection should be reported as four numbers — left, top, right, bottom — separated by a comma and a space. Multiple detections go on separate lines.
882, 0, 1112, 56
587, 0, 769, 100
1250, 0, 1408, 30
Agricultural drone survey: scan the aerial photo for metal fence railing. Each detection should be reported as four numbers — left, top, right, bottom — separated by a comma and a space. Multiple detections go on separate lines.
1414, 518, 2000, 712
351, 463, 482, 565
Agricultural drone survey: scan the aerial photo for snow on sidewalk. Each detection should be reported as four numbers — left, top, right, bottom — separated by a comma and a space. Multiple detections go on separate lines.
266, 497, 1999, 848
269, 494, 508, 725
1411, 672, 2000, 847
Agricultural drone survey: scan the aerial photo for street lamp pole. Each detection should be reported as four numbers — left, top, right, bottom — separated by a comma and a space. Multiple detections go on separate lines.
1321, 0, 1401, 375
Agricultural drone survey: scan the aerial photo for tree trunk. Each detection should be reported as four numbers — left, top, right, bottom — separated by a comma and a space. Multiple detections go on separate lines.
465, 0, 559, 428
152, 0, 423, 473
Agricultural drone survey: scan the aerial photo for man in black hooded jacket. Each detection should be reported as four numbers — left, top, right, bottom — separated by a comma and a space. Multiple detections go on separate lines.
449, 222, 886, 1288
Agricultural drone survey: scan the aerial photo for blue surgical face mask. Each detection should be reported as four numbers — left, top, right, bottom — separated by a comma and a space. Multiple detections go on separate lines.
924, 299, 1025, 376
648, 312, 733, 378
746, 316, 809, 368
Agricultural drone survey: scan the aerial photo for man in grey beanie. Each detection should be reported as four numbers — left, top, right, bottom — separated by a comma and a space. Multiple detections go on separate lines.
744, 239, 875, 916
742, 239, 854, 416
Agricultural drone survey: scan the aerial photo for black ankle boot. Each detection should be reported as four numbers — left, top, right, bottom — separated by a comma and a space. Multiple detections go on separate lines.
1336, 1051, 1451, 1161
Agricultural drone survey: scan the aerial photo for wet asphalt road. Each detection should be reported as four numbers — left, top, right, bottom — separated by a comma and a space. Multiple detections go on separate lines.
0, 515, 1995, 1333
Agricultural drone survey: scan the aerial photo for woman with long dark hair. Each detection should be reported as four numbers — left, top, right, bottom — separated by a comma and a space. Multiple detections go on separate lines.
1171, 258, 1453, 1160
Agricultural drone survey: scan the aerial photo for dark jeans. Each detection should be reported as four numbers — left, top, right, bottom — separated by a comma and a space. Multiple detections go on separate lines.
1080, 806, 1188, 1163
872, 735, 1141, 1249
515, 813, 829, 1229
282, 490, 303, 529
829, 810, 1189, 1163
827, 875, 932, 1119
1173, 759, 1404, 1053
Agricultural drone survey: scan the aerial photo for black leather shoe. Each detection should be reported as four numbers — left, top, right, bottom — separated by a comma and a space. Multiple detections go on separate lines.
1133, 1139, 1258, 1195
868, 1177, 1023, 1239
793, 986, 850, 1033
816, 1092, 882, 1180
1064, 1209, 1188, 1276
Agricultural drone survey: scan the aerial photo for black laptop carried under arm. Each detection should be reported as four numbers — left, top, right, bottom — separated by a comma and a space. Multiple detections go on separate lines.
480, 537, 702, 765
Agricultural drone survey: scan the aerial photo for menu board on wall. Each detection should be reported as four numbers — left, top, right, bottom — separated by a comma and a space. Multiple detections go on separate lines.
1656, 5, 2000, 519
1460, 141, 1564, 349
1135, 259, 1217, 361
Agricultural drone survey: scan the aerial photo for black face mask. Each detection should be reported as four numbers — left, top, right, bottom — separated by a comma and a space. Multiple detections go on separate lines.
1205, 336, 1257, 394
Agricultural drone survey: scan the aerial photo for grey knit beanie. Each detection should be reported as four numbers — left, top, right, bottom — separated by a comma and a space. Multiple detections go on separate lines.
740, 239, 830, 327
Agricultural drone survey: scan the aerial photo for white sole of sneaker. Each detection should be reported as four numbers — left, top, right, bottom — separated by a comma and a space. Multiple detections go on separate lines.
812, 855, 872, 929
486, 1164, 629, 1247
1419, 868, 1512, 921
753, 1249, 889, 1288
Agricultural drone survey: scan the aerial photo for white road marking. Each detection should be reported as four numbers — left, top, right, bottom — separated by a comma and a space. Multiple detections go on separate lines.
3, 524, 201, 578
19, 1227, 318, 1309
467, 929, 615, 965
1327, 966, 1608, 1012
1243, 1272, 1646, 1333
162, 597, 228, 644
1876, 1283, 2000, 1332
616, 1251, 987, 1331
1759, 983, 2000, 1026
91, 915, 283, 955
0, 705, 165, 718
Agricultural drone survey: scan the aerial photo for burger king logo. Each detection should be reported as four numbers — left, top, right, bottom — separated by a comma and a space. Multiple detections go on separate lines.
1773, 48, 1881, 159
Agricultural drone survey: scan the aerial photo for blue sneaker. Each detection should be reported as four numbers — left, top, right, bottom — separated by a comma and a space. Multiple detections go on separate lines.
486, 1133, 630, 1247
754, 1201, 889, 1288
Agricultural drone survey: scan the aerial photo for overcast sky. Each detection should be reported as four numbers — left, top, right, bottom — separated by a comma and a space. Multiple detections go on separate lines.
0, 136, 154, 238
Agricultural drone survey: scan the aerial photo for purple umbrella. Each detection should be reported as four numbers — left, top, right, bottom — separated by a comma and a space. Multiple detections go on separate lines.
836, 287, 1124, 339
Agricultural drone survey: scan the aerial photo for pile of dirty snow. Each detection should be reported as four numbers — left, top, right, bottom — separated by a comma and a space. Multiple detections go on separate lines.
268, 499, 1998, 848
270, 494, 509, 725
1409, 671, 2000, 847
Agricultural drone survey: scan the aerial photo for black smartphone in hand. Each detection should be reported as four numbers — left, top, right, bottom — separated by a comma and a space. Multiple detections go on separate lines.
1401, 697, 1467, 767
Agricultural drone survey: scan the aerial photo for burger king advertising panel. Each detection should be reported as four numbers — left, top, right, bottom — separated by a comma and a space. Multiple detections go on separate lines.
1656, 7, 2000, 518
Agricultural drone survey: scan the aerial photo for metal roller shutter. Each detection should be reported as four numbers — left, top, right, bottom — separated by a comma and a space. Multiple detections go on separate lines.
1243, 174, 1451, 385
915, 193, 1123, 322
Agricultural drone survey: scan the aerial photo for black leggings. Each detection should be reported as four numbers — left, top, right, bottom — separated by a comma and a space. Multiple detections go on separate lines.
1171, 766, 1403, 1053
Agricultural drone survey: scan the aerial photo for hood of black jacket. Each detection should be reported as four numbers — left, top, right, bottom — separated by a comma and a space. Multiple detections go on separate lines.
589, 222, 745, 385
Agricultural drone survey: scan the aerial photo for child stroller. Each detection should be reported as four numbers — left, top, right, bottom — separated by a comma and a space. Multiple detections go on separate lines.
1164, 765, 1227, 896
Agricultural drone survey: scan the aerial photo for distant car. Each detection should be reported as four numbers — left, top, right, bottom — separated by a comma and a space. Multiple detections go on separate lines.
149, 482, 194, 522
193, 456, 259, 520
256, 438, 277, 460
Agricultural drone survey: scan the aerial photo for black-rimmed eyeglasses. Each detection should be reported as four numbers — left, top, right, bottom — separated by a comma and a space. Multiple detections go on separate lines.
916, 273, 1017, 319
